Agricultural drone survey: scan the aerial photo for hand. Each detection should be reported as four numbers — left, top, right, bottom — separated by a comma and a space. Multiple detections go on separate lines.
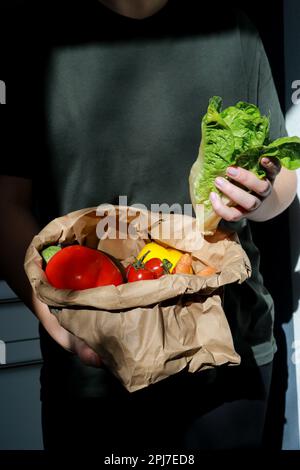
209, 157, 281, 222
33, 296, 102, 368
67, 330, 103, 368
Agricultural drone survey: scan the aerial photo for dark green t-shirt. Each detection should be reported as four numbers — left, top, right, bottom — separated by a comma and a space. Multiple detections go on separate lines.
3, 0, 287, 398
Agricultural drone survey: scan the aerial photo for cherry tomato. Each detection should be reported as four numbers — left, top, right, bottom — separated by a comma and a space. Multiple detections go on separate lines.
45, 245, 123, 290
126, 265, 155, 282
137, 242, 182, 273
144, 258, 165, 279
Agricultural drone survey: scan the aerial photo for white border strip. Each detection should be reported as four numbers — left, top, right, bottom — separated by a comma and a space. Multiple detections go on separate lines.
293, 306, 300, 448
293, 164, 300, 448
286, 106, 300, 448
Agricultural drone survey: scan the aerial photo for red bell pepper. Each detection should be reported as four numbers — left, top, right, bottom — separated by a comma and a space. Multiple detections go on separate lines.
43, 245, 123, 290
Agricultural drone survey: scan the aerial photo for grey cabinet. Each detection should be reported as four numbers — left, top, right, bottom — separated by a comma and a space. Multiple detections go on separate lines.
0, 281, 43, 449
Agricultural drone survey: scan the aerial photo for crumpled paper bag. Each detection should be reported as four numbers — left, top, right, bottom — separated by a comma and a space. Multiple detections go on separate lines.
24, 206, 251, 392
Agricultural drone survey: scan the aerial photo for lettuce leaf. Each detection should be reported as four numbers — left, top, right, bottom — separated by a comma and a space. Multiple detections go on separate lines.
189, 96, 300, 234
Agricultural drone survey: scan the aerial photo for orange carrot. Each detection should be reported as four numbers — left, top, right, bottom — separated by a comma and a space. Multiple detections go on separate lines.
173, 254, 193, 274
196, 265, 218, 277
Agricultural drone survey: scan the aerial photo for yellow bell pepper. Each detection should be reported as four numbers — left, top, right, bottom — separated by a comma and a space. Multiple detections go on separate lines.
137, 242, 184, 273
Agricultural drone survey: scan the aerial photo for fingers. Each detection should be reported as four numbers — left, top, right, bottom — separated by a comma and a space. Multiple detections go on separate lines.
73, 337, 102, 367
260, 157, 281, 182
73, 337, 102, 368
225, 167, 271, 197
55, 324, 102, 368
61, 330, 102, 368
35, 296, 102, 368
210, 192, 246, 222
214, 176, 262, 211
210, 163, 279, 222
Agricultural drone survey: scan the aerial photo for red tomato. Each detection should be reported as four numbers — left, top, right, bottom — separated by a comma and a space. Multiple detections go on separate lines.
45, 245, 123, 290
145, 257, 172, 279
144, 258, 165, 279
126, 265, 155, 282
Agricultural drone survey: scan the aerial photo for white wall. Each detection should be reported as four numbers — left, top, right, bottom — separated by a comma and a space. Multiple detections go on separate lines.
284, 0, 300, 450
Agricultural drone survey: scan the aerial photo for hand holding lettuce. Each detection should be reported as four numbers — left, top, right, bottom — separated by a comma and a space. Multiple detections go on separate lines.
189, 96, 300, 234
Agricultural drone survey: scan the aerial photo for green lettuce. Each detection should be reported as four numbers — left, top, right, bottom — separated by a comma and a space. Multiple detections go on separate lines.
189, 96, 300, 233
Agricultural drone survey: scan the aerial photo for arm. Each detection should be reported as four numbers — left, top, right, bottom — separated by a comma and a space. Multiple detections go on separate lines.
245, 166, 297, 222
0, 175, 101, 367
212, 14, 299, 224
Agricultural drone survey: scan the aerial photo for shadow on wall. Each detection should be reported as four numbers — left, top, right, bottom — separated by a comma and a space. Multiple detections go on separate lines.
283, 90, 300, 308
249, 191, 300, 449
290, 196, 300, 310
239, 0, 297, 449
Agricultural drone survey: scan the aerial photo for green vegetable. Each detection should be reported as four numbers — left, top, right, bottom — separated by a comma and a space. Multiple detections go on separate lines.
189, 96, 300, 234
41, 245, 62, 264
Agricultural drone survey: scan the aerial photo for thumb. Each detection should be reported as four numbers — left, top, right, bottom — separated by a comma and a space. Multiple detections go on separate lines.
73, 337, 102, 368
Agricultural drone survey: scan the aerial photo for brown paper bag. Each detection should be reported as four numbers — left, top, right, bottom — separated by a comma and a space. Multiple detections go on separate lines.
24, 206, 251, 392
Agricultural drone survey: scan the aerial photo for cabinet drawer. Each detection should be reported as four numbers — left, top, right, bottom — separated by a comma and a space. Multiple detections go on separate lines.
0, 300, 39, 342
0, 281, 42, 365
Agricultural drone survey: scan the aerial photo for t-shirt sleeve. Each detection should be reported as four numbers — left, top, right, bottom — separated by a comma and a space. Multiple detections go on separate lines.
256, 40, 287, 140
237, 10, 287, 141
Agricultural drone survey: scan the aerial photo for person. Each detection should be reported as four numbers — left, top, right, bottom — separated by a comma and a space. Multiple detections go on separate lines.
0, 0, 297, 451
